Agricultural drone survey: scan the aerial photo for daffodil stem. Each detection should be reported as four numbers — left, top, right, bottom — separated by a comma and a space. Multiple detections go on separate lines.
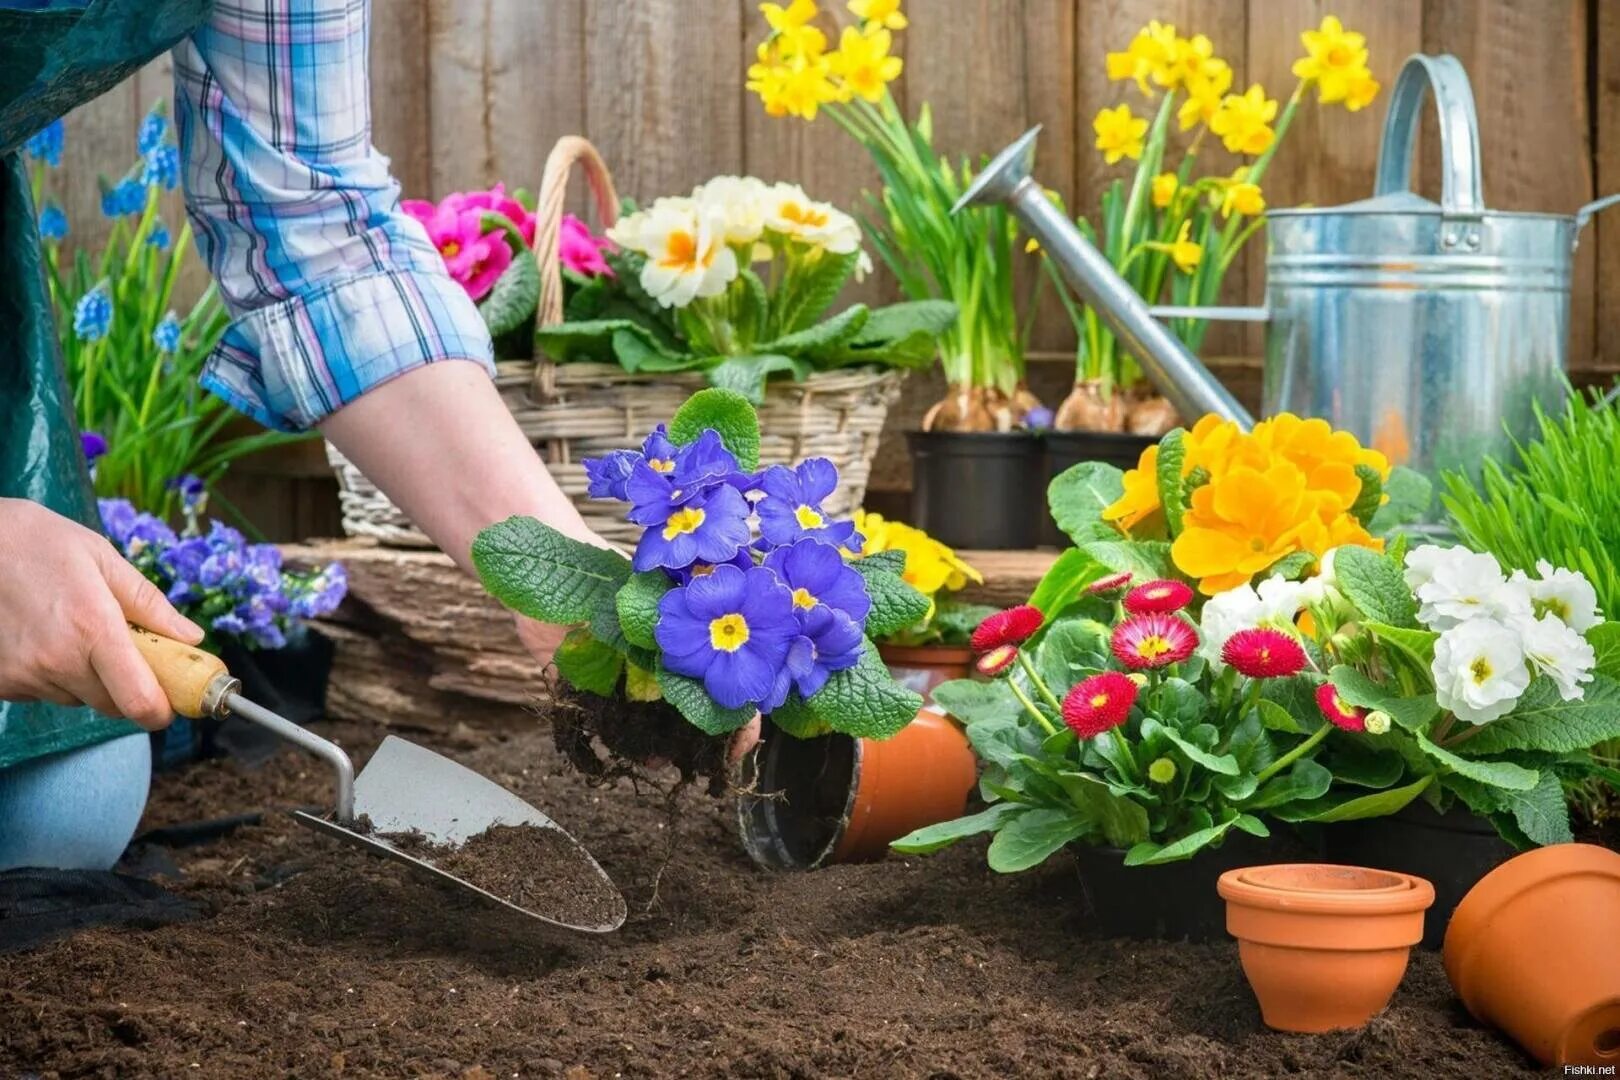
1254, 722, 1330, 785
1016, 651, 1063, 715
1008, 677, 1058, 737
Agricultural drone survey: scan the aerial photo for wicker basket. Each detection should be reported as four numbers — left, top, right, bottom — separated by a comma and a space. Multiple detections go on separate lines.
328, 137, 904, 547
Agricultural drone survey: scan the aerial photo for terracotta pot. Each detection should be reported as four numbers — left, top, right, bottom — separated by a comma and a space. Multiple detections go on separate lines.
736, 708, 977, 869
1443, 843, 1620, 1068
877, 643, 974, 700
1218, 863, 1434, 1033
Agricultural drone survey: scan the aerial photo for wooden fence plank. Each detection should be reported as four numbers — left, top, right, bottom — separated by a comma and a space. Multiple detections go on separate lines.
371, 0, 433, 198
1597, 0, 1620, 375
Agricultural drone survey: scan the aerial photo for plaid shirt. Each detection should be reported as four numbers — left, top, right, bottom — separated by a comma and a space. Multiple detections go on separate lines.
173, 0, 493, 432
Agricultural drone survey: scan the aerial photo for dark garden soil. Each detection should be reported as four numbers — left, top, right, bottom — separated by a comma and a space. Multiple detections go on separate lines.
0, 709, 1578, 1079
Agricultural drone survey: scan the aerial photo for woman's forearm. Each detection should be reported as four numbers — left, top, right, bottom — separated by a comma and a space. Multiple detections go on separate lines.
318, 361, 596, 573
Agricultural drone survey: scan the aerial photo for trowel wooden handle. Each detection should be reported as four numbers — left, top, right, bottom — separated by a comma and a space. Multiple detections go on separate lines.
128, 625, 240, 719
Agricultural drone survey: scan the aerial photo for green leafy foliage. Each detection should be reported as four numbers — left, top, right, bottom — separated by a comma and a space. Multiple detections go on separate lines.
800, 641, 923, 739
656, 664, 755, 735
890, 803, 1023, 855
553, 629, 624, 696
759, 304, 869, 356
668, 388, 761, 471
1328, 665, 1438, 732
1048, 462, 1126, 545
1334, 546, 1419, 629
471, 516, 631, 625
1457, 674, 1620, 755
850, 558, 931, 639
1027, 548, 1106, 623
1272, 775, 1433, 822
707, 354, 808, 404
987, 808, 1092, 872
1349, 464, 1383, 527
1155, 428, 1188, 535
822, 300, 958, 369
614, 571, 672, 651
1370, 467, 1433, 534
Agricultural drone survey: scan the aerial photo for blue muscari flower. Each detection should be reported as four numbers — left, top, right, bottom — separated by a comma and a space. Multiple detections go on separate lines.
654, 564, 800, 710
168, 473, 207, 517
762, 539, 872, 625
1023, 404, 1055, 431
755, 458, 859, 550
24, 120, 64, 167
153, 311, 182, 354
766, 601, 864, 710
101, 178, 145, 218
73, 285, 113, 342
137, 107, 168, 155
625, 462, 751, 572
38, 204, 68, 240
98, 499, 138, 548
125, 514, 176, 558
142, 144, 180, 190
148, 223, 170, 250
80, 431, 108, 465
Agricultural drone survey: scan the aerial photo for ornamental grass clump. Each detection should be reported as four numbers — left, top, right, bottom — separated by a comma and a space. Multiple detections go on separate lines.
27, 106, 302, 517
533, 174, 955, 404
471, 389, 925, 751
746, 0, 1035, 431
1038, 15, 1380, 436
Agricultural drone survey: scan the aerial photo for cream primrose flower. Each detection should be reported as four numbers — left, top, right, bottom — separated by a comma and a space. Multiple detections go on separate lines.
1197, 583, 1261, 672
1414, 548, 1532, 630
1432, 618, 1531, 725
1402, 543, 1451, 592
610, 198, 738, 309
762, 181, 863, 254
1510, 559, 1603, 632
693, 175, 771, 248
1517, 612, 1596, 701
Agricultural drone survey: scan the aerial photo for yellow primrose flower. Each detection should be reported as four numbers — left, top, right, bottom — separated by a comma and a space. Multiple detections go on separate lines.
830, 25, 902, 102
1106, 20, 1178, 97
1102, 444, 1163, 532
855, 511, 982, 597
848, 0, 906, 31
1176, 59, 1232, 131
1152, 172, 1179, 209
1093, 103, 1148, 165
1247, 413, 1390, 514
1209, 83, 1278, 156
761, 0, 826, 58
1218, 168, 1265, 218
1292, 15, 1370, 104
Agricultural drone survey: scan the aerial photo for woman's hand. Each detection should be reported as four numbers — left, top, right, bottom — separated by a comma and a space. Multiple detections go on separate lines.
0, 498, 204, 728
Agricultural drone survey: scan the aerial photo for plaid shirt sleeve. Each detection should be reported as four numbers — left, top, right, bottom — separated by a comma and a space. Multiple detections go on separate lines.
172, 0, 493, 433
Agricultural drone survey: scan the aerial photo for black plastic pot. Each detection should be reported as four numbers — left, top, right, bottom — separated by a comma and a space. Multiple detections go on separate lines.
907, 431, 1041, 550
1322, 800, 1517, 950
1075, 829, 1309, 942
1041, 430, 1158, 548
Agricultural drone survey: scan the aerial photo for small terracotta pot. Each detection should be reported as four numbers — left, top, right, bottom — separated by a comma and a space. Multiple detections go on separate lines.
1444, 843, 1620, 1068
878, 643, 974, 700
1218, 863, 1434, 1033
737, 708, 977, 869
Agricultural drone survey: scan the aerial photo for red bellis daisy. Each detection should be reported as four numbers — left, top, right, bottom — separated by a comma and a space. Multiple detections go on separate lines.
1123, 579, 1194, 615
1087, 571, 1134, 597
1111, 612, 1198, 670
971, 604, 1043, 652
1315, 682, 1368, 732
1221, 628, 1308, 679
1062, 672, 1139, 738
976, 644, 1020, 678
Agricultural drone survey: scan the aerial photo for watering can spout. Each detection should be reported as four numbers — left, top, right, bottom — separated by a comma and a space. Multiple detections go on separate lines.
957, 127, 1254, 429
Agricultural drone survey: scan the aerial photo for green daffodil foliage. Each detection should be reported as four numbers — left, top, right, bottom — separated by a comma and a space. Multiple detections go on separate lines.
471, 389, 926, 740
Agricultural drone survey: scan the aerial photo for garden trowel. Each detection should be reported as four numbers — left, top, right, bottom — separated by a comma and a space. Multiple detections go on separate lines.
129, 625, 627, 933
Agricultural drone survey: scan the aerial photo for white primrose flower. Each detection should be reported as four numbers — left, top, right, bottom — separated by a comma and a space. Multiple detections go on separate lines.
1197, 583, 1261, 672
1403, 544, 1452, 592
610, 199, 738, 309
1414, 548, 1532, 630
693, 175, 770, 248
1510, 559, 1603, 633
1432, 618, 1532, 725
762, 181, 863, 254
1518, 612, 1596, 701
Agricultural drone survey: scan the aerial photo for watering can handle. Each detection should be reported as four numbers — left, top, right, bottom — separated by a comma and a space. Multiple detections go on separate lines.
1374, 54, 1485, 219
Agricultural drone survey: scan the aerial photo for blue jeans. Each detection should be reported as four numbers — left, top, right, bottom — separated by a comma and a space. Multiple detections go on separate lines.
0, 733, 150, 871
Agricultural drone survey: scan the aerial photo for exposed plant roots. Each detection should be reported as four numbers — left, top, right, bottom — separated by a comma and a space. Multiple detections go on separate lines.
546, 680, 731, 799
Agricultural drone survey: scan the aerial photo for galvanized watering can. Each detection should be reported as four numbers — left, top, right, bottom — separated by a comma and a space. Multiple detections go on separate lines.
960, 53, 1620, 484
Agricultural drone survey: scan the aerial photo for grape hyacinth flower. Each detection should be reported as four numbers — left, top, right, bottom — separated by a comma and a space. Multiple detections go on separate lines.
153, 311, 182, 354
80, 431, 108, 466
148, 223, 171, 251
655, 564, 801, 709
25, 120, 64, 167
74, 284, 113, 341
755, 458, 860, 549
169, 473, 208, 519
101, 178, 146, 218
142, 144, 180, 190
38, 204, 68, 241
137, 106, 168, 155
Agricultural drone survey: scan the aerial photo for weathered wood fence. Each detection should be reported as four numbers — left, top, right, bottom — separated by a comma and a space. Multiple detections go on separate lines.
50, 0, 1615, 536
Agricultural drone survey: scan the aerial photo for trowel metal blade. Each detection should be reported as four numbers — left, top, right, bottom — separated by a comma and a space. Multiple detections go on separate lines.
294, 735, 626, 933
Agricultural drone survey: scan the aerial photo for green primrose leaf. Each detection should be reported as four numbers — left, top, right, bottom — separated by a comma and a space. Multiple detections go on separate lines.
890, 802, 1024, 855
1333, 545, 1419, 629
768, 691, 831, 738
625, 662, 662, 702
1586, 622, 1620, 681
655, 664, 754, 735
759, 304, 869, 356
1370, 466, 1433, 534
1267, 550, 1317, 581
705, 354, 808, 404
1027, 548, 1106, 622
802, 639, 923, 739
553, 628, 624, 697
1349, 464, 1384, 527
986, 807, 1092, 872
476, 239, 540, 338
1366, 622, 1439, 671
1270, 774, 1433, 822
1155, 428, 1188, 535
615, 571, 673, 651
1244, 759, 1332, 810
472, 515, 631, 625
1048, 461, 1125, 545
1415, 732, 1539, 791
1329, 664, 1438, 732
668, 387, 761, 471
1456, 674, 1620, 755
858, 549, 907, 574
851, 559, 931, 639
1450, 772, 1572, 846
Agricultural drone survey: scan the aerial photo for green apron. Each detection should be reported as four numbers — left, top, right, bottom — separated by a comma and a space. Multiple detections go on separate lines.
0, 0, 212, 771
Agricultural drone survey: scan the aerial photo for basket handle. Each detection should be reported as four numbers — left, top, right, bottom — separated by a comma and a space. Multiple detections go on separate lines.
534, 136, 620, 330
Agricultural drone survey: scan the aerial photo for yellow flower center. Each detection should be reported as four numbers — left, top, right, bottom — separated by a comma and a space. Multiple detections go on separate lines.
791, 587, 818, 611
1537, 598, 1571, 622
689, 563, 717, 578
780, 201, 829, 228
662, 506, 706, 541
1329, 692, 1351, 717
1090, 693, 1110, 709
648, 458, 675, 474
440, 241, 461, 258
1134, 635, 1173, 660
1470, 657, 1493, 685
709, 613, 751, 653
794, 504, 824, 529
1328, 44, 1356, 68
661, 230, 714, 271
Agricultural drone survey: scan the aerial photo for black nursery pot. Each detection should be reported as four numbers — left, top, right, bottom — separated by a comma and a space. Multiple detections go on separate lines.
1075, 830, 1307, 943
1322, 800, 1517, 950
907, 431, 1041, 550
1040, 431, 1158, 548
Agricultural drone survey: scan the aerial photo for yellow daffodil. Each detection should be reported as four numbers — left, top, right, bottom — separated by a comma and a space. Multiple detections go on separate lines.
747, 49, 838, 120
761, 0, 826, 58
848, 0, 906, 32
1106, 20, 1178, 97
1152, 172, 1179, 209
1166, 220, 1201, 273
1161, 32, 1219, 91
1292, 15, 1369, 103
1176, 59, 1232, 131
1093, 103, 1148, 165
1209, 83, 1278, 156
1218, 168, 1265, 218
830, 25, 903, 102
1024, 236, 1042, 254
1345, 68, 1381, 112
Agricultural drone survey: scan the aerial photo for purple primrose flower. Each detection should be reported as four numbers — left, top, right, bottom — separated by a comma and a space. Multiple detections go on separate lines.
655, 564, 800, 710
755, 458, 859, 550
626, 463, 751, 573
